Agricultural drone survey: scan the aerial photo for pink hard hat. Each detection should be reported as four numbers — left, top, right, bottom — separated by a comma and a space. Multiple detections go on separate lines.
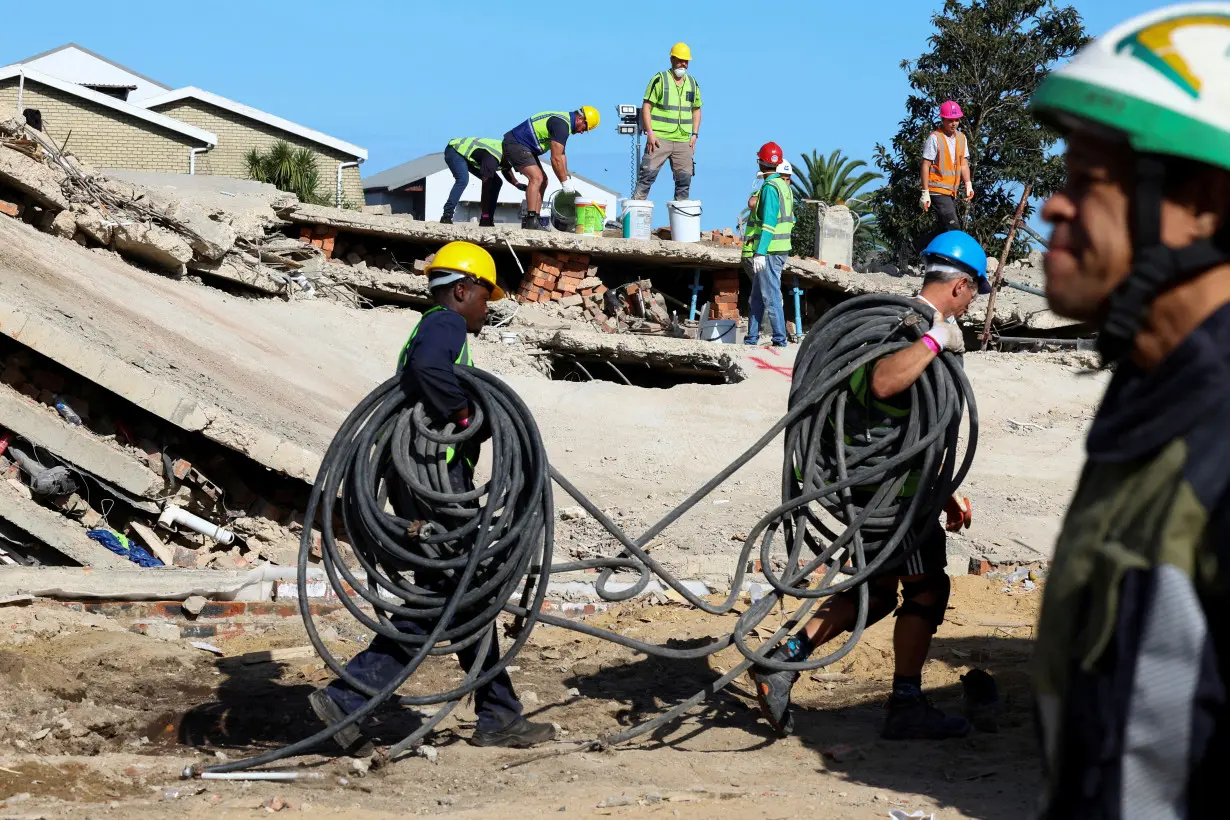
940, 100, 963, 120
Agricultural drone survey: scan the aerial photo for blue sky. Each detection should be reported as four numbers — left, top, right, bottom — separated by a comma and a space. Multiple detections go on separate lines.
2, 0, 1167, 229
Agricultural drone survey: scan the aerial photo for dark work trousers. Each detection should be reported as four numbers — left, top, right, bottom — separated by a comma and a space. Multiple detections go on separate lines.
442, 145, 470, 220
444, 146, 504, 222
325, 450, 522, 733
914, 193, 962, 252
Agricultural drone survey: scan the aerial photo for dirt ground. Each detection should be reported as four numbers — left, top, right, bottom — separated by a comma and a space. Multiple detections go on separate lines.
0, 575, 1043, 819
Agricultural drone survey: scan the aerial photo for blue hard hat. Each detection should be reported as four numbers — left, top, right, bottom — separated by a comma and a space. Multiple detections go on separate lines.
922, 231, 991, 294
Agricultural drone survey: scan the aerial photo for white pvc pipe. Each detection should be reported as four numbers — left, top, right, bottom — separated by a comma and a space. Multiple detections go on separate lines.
17, 66, 24, 115
199, 771, 324, 782
336, 160, 359, 206
189, 146, 209, 175
159, 504, 235, 545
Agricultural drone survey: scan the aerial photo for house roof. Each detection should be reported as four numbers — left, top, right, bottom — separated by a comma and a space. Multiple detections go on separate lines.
6, 43, 171, 92
0, 66, 216, 145
362, 151, 620, 196
139, 87, 367, 161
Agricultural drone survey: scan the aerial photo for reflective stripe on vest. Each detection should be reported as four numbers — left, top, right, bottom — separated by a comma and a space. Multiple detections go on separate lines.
447, 137, 503, 169
926, 130, 966, 197
397, 305, 473, 372
742, 176, 795, 256
529, 111, 570, 155
648, 72, 697, 139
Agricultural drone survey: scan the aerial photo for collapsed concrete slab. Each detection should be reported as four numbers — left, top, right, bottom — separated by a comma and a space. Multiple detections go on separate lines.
188, 257, 287, 296
164, 201, 236, 261
0, 142, 69, 211
111, 220, 193, 275
0, 565, 268, 600
71, 203, 115, 245
282, 204, 1072, 331
0, 479, 128, 567
326, 261, 432, 305
0, 384, 164, 498
525, 328, 746, 382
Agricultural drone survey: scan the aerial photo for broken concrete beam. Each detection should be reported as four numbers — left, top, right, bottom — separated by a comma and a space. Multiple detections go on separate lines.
188, 258, 286, 296
0, 142, 69, 211
0, 383, 164, 497
0, 565, 268, 600
127, 520, 175, 566
71, 204, 114, 245
48, 209, 76, 239
525, 329, 746, 382
164, 200, 237, 261
325, 262, 432, 304
0, 479, 128, 567
112, 221, 193, 275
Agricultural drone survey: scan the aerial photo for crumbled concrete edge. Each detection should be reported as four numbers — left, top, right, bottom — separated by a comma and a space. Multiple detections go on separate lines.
0, 566, 264, 600
0, 480, 128, 567
0, 303, 321, 484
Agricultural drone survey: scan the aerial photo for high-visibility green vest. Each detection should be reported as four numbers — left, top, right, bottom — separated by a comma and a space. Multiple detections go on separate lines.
447, 137, 503, 170
647, 72, 698, 141
529, 111, 571, 155
742, 176, 795, 256
397, 306, 474, 465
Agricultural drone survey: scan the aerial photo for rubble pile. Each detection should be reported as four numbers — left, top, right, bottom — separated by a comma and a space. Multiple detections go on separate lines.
516, 250, 606, 304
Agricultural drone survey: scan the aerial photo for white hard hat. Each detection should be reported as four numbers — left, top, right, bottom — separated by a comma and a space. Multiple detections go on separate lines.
776, 160, 793, 175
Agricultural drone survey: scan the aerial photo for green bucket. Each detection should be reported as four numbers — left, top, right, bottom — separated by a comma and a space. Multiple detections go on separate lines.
574, 199, 606, 235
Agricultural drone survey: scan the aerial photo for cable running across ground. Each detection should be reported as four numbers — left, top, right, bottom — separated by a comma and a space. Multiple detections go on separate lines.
201, 293, 976, 774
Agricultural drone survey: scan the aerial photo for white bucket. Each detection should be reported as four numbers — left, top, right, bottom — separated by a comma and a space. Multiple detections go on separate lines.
621, 199, 653, 241
698, 318, 737, 344
499, 331, 519, 345
667, 200, 702, 243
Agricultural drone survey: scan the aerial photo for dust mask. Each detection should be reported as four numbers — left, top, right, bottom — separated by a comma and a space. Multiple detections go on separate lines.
672, 67, 687, 79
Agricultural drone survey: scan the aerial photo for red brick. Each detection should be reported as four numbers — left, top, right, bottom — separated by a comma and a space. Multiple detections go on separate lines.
557, 279, 578, 294
0, 200, 20, 218
595, 284, 608, 294
551, 291, 564, 301
968, 557, 993, 576
579, 288, 593, 297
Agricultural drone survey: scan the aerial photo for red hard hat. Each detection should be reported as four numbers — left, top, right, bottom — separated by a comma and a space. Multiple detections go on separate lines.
757, 142, 783, 165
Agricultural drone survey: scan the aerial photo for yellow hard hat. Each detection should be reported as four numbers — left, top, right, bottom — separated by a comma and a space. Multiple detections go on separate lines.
580, 105, 600, 131
670, 42, 691, 61
425, 241, 504, 301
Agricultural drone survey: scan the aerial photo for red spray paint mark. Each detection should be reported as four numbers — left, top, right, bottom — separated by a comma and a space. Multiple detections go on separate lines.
749, 356, 793, 378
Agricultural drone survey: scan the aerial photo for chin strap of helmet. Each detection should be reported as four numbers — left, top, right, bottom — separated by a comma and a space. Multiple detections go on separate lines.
1098, 154, 1230, 364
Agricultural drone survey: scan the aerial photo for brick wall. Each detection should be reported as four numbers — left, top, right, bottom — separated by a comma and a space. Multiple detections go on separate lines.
150, 99, 365, 206
0, 79, 205, 173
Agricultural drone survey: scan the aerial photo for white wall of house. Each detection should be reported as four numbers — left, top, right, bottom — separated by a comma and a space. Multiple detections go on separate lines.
6, 47, 167, 102
424, 167, 621, 226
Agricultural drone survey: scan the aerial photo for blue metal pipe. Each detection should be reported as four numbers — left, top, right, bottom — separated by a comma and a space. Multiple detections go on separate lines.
791, 275, 804, 337
688, 269, 703, 322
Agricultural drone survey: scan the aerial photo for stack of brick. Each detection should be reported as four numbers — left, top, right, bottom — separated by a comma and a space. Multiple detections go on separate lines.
517, 252, 607, 303
699, 228, 739, 248
299, 225, 338, 259
710, 270, 740, 321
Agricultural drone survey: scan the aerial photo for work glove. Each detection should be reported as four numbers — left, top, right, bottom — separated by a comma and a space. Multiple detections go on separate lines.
925, 313, 965, 354
964, 184, 974, 202
920, 190, 931, 211
944, 494, 973, 532
561, 177, 578, 195
751, 255, 768, 275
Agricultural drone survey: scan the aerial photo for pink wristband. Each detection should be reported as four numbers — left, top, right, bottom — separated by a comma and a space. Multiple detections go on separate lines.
921, 334, 941, 355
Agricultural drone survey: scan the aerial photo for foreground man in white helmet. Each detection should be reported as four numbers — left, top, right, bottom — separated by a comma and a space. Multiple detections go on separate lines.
1029, 4, 1230, 815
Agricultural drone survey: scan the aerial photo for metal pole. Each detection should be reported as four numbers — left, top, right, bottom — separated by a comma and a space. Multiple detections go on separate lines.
980, 183, 1033, 350
791, 275, 804, 340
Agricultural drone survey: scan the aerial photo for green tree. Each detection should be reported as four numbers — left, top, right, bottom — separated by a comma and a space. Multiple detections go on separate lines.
791, 149, 885, 262
873, 0, 1087, 263
245, 140, 330, 205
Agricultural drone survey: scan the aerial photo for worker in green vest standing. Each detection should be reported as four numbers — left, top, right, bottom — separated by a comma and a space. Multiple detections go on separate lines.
441, 138, 526, 226
741, 143, 795, 347
501, 107, 600, 230
632, 42, 703, 201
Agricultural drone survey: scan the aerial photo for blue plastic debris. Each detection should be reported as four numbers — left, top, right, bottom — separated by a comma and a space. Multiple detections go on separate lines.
87, 528, 164, 568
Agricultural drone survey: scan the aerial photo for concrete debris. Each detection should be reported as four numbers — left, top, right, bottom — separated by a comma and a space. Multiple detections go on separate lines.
48, 209, 77, 240
526, 329, 745, 382
163, 200, 237, 261
0, 565, 274, 600
111, 220, 193, 276
0, 479, 128, 567
70, 203, 115, 245
0, 134, 69, 211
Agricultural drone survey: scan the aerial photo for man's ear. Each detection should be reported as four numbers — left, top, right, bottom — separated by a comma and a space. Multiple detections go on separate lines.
453, 280, 469, 304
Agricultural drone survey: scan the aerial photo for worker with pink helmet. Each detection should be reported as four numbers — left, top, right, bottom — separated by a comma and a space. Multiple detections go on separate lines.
916, 100, 974, 253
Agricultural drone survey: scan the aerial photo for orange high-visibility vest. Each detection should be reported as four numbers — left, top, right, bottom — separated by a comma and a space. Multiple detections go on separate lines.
926, 130, 967, 197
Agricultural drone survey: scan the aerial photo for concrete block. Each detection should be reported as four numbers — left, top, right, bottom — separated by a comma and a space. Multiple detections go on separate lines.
0, 143, 69, 211
815, 203, 855, 270
112, 221, 194, 274
0, 480, 127, 567
0, 383, 163, 497
71, 204, 114, 246
48, 209, 77, 240
163, 200, 236, 261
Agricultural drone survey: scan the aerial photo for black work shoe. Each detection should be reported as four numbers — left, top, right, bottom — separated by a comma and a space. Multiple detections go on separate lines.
881, 694, 971, 740
751, 667, 799, 737
478, 216, 495, 227
440, 213, 454, 224
521, 213, 544, 231
309, 688, 375, 757
469, 718, 555, 748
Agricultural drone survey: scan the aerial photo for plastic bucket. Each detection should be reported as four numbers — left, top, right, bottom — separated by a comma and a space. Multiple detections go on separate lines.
699, 318, 737, 344
667, 200, 702, 243
548, 190, 577, 232
621, 199, 653, 240
574, 199, 606, 235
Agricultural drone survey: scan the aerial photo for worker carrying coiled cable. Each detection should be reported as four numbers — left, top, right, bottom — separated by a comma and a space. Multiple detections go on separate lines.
308, 240, 555, 752
751, 229, 990, 740
195, 235, 986, 778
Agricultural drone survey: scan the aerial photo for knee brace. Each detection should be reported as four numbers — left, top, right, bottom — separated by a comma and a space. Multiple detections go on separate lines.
896, 574, 951, 633
842, 578, 897, 628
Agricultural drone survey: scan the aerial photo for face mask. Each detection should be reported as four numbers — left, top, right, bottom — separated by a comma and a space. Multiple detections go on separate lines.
672, 67, 687, 79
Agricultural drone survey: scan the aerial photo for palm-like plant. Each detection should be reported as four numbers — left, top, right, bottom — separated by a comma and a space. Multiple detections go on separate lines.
792, 150, 885, 261
245, 140, 329, 205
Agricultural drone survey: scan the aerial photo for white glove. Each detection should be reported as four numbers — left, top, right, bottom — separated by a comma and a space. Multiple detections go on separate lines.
561, 177, 578, 195
925, 315, 965, 354
920, 190, 931, 209
751, 255, 767, 275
